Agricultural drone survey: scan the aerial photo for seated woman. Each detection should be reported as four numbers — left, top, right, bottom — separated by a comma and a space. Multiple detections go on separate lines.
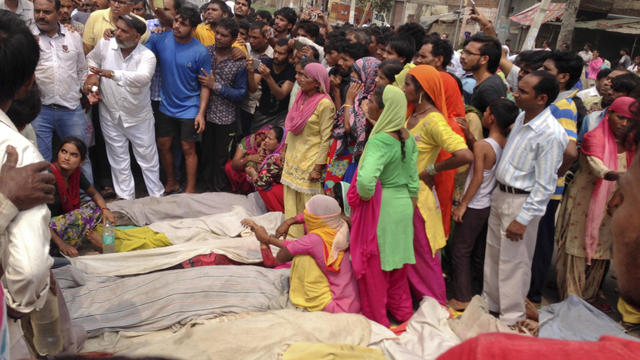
48, 137, 116, 257
224, 125, 272, 194
243, 195, 360, 314
245, 127, 287, 212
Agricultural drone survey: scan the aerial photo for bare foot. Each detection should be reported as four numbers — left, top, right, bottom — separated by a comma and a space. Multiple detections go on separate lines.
86, 229, 103, 252
447, 298, 470, 311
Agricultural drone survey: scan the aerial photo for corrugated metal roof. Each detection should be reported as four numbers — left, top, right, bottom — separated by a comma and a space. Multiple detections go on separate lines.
547, 18, 640, 34
510, 2, 565, 26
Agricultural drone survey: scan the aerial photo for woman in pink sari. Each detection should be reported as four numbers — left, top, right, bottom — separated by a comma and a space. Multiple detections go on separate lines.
556, 96, 636, 301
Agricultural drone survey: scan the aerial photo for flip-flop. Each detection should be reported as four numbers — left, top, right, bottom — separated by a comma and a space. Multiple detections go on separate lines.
163, 187, 184, 196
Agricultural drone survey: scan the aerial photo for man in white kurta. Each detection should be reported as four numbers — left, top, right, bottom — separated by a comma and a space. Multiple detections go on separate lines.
85, 14, 164, 199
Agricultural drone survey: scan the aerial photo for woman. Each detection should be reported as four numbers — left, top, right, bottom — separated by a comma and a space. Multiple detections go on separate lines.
350, 84, 418, 327
375, 59, 404, 89
224, 125, 272, 194
48, 137, 116, 257
246, 126, 287, 212
325, 57, 380, 191
244, 195, 360, 314
556, 96, 636, 301
403, 65, 473, 305
281, 61, 335, 238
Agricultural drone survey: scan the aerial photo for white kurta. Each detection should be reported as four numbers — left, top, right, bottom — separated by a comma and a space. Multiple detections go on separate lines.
86, 38, 164, 199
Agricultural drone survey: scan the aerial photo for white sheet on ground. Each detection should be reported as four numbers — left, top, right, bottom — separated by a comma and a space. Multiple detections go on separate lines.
108, 192, 268, 226
54, 265, 291, 337
81, 309, 372, 360
68, 210, 284, 276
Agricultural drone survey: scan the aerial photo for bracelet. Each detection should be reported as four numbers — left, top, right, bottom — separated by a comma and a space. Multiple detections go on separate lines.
343, 104, 352, 107
426, 163, 437, 176
101, 207, 110, 211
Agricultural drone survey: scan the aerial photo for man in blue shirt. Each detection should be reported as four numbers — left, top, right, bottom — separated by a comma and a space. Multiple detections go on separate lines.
145, 5, 210, 194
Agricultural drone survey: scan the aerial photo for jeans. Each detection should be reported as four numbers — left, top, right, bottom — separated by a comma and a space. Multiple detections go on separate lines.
32, 104, 94, 184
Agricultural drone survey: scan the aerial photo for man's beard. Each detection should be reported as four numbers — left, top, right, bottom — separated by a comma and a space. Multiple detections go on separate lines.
116, 38, 137, 49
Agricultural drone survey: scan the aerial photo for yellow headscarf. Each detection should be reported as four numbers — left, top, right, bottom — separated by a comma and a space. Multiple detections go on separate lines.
303, 195, 349, 272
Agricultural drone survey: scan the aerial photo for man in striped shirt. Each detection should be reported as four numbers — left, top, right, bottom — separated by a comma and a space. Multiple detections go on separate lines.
483, 71, 568, 326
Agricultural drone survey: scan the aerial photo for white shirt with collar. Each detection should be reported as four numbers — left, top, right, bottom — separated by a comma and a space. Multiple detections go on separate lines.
0, 109, 53, 314
31, 23, 87, 109
0, 0, 34, 26
86, 38, 156, 127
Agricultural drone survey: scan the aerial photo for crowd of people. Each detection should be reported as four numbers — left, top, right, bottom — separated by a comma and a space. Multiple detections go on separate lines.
1, 0, 640, 357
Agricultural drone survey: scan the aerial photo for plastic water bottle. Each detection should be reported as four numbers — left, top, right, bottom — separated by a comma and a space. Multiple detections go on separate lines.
30, 293, 63, 355
102, 221, 115, 254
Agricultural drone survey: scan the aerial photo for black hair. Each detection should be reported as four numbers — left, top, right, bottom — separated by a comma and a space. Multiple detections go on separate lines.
237, 0, 251, 8
423, 37, 453, 68
346, 28, 371, 46
177, 4, 202, 27
237, 19, 250, 33
271, 126, 284, 142
388, 35, 415, 65
331, 182, 347, 213
296, 19, 319, 42
7, 83, 41, 130
57, 136, 88, 161
173, 0, 184, 11
0, 10, 40, 103
621, 48, 629, 54
374, 29, 392, 46
396, 22, 425, 53
547, 50, 583, 89
339, 41, 369, 61
373, 83, 385, 109
255, 10, 272, 25
584, 43, 592, 51
273, 7, 297, 27
612, 73, 640, 95
596, 68, 612, 81
530, 70, 560, 107
324, 38, 348, 53
200, 3, 208, 13
215, 16, 239, 39
249, 20, 266, 33
378, 59, 403, 83
275, 37, 291, 51
209, 0, 231, 17
514, 50, 549, 71
487, 98, 519, 137
468, 33, 502, 74
39, 0, 62, 10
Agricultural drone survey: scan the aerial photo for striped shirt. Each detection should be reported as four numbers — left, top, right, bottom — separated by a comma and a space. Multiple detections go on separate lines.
549, 89, 578, 200
496, 107, 569, 225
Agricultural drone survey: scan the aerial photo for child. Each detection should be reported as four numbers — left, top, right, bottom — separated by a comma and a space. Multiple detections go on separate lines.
448, 98, 519, 311
243, 195, 361, 314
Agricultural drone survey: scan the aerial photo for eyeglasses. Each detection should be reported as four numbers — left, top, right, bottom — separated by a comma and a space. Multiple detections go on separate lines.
462, 49, 483, 56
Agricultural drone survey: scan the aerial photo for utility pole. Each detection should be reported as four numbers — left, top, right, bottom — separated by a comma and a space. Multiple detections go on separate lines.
521, 0, 551, 51
452, 0, 464, 49
494, 0, 512, 42
349, 0, 356, 24
556, 0, 581, 48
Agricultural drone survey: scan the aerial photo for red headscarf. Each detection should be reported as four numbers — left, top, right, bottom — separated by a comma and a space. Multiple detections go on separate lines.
50, 162, 82, 213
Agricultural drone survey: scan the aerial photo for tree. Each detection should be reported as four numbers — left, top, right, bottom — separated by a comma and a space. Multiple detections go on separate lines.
356, 0, 393, 16
557, 0, 581, 48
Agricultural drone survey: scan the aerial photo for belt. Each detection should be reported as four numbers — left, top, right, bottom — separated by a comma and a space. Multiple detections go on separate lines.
498, 182, 530, 195
45, 103, 73, 110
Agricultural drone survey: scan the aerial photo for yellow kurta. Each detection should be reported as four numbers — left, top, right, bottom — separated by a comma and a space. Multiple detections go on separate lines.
193, 23, 248, 54
408, 112, 467, 253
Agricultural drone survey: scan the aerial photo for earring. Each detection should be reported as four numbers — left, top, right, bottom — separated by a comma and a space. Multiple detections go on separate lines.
419, 93, 423, 104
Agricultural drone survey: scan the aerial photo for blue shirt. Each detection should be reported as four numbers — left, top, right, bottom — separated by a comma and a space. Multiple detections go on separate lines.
578, 108, 606, 143
145, 32, 211, 119
496, 108, 569, 225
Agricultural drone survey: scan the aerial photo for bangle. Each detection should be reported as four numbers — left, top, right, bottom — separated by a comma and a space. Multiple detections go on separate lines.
426, 163, 437, 176
101, 207, 109, 211
343, 104, 352, 107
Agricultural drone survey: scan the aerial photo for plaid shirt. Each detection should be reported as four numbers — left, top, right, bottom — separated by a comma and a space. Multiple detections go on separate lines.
205, 44, 248, 125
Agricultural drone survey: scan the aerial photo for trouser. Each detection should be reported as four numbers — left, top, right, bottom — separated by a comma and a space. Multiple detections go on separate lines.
483, 190, 542, 325
100, 116, 164, 199
528, 199, 560, 303
32, 104, 94, 184
239, 109, 253, 138
358, 262, 413, 327
201, 122, 236, 192
250, 110, 286, 133
450, 206, 490, 302
406, 208, 447, 305
152, 100, 183, 184
556, 250, 608, 301
283, 185, 315, 239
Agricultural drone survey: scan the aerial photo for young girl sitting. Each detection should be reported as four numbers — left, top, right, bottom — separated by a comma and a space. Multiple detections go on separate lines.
448, 98, 519, 311
242, 195, 360, 314
48, 137, 116, 257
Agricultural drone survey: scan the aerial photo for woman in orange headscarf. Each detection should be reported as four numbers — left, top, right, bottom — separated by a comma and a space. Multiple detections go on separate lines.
403, 65, 473, 304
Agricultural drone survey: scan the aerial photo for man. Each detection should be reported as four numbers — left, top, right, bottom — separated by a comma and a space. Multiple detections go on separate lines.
0, 0, 33, 25
460, 33, 506, 114
131, 0, 146, 17
382, 35, 415, 89
85, 14, 164, 200
330, 41, 369, 108
618, 48, 632, 70
248, 21, 273, 59
194, 0, 229, 46
30, 0, 94, 183
577, 43, 592, 65
527, 50, 582, 305
248, 37, 295, 132
483, 71, 568, 326
0, 9, 55, 356
199, 17, 247, 192
82, 0, 149, 54
576, 68, 611, 111
579, 69, 636, 141
272, 6, 296, 43
628, 55, 640, 74
145, 5, 211, 194
240, 21, 272, 135
499, 50, 549, 92
58, 0, 84, 32
233, 0, 249, 21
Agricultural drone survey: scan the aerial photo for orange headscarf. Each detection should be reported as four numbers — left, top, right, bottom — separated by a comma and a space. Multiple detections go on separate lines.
407, 65, 463, 236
